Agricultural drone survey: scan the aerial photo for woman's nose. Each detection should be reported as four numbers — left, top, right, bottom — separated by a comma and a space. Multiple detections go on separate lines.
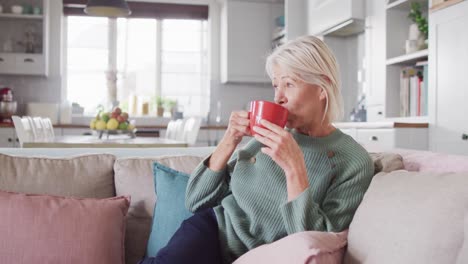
274, 92, 287, 105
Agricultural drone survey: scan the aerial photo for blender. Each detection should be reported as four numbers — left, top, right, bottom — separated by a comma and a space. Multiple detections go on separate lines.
0, 87, 17, 124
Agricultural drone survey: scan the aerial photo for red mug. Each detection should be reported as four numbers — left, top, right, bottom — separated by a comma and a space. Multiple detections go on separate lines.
249, 100, 288, 136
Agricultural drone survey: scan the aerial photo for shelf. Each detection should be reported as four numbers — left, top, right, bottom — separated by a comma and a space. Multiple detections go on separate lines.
430, 0, 464, 12
0, 13, 43, 20
387, 0, 428, 11
386, 49, 428, 65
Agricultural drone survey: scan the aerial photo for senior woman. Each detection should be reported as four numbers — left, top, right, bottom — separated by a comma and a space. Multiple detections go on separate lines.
140, 35, 374, 264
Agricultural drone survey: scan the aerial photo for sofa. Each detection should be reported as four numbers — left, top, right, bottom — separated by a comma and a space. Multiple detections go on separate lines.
0, 146, 467, 264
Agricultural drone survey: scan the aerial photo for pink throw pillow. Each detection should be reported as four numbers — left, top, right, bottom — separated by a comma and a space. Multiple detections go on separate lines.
234, 230, 348, 264
0, 190, 130, 264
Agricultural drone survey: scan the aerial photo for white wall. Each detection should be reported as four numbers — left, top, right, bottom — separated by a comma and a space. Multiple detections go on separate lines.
0, 0, 274, 125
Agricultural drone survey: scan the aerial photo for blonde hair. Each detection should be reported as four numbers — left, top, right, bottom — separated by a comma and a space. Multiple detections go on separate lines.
266, 35, 344, 123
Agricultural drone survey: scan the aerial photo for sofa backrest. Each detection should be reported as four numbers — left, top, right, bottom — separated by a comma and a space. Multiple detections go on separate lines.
391, 148, 468, 172
0, 153, 116, 198
0, 147, 213, 264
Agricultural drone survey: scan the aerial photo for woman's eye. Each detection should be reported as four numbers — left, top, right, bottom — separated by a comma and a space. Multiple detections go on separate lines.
287, 82, 294, 87
273, 85, 278, 90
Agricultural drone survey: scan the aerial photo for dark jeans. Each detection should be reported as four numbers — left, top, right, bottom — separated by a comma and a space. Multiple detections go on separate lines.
138, 208, 222, 264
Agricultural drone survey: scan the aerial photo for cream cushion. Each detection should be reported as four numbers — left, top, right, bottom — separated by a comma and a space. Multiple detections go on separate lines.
114, 155, 204, 264
0, 153, 116, 198
369, 152, 404, 173
344, 170, 468, 264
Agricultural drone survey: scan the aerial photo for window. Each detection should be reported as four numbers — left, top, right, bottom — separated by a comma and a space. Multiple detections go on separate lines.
65, 16, 209, 117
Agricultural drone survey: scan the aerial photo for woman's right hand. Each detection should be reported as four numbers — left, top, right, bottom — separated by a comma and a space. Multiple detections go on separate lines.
221, 110, 251, 146
207, 110, 250, 171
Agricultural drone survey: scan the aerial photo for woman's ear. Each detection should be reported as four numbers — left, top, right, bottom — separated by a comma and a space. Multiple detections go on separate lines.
319, 88, 327, 101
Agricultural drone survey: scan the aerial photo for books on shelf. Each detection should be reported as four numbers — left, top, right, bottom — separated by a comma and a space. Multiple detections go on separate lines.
400, 62, 428, 117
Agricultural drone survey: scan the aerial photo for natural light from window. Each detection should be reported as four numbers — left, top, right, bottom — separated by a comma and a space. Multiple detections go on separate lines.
65, 16, 209, 118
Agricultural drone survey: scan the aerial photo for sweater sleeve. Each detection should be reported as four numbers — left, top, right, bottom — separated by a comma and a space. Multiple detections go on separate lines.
280, 155, 374, 233
185, 154, 237, 213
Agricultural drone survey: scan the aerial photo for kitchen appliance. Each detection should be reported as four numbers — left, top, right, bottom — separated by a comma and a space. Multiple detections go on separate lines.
0, 87, 17, 124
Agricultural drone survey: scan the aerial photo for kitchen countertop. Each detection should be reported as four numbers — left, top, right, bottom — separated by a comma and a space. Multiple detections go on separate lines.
333, 122, 429, 129
1, 122, 428, 129
0, 122, 228, 130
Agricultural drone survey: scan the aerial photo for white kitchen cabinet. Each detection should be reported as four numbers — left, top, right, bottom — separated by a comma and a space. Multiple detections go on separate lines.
0, 128, 19, 148
356, 128, 427, 150
221, 0, 282, 83
307, 0, 365, 36
340, 127, 428, 151
428, 0, 468, 155
0, 0, 49, 76
285, 0, 306, 40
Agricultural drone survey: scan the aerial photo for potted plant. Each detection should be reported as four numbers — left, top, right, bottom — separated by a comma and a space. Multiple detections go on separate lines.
408, 2, 428, 51
155, 96, 165, 117
163, 99, 177, 117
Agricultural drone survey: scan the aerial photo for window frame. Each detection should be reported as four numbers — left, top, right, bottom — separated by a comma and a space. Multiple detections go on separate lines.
63, 15, 208, 117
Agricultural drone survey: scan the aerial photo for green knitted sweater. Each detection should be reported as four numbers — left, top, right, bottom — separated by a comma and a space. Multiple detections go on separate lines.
186, 129, 374, 263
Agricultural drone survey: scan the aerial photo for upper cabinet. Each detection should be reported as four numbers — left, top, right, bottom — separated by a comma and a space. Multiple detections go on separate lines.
0, 0, 49, 76
220, 0, 283, 83
307, 0, 365, 37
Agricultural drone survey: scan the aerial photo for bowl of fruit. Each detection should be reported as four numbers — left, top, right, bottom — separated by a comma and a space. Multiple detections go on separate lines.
89, 107, 136, 139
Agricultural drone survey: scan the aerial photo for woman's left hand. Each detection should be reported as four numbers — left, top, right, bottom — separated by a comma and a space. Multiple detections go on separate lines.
252, 119, 309, 201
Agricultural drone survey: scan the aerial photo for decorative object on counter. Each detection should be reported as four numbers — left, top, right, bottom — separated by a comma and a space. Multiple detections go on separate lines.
71, 102, 85, 115
85, 0, 131, 17
59, 101, 73, 124
90, 106, 136, 139
0, 87, 17, 124
155, 96, 164, 117
163, 99, 177, 118
349, 95, 367, 122
406, 2, 428, 54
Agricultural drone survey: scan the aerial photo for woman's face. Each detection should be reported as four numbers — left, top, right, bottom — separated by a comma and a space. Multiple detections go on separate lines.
271, 64, 327, 131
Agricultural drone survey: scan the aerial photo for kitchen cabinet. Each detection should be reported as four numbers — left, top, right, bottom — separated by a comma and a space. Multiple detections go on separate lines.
307, 0, 365, 36
339, 126, 428, 151
0, 128, 19, 147
220, 0, 283, 83
428, 0, 468, 155
0, 0, 49, 76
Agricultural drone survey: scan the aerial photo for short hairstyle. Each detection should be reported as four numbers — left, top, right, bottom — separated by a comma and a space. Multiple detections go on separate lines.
266, 35, 344, 123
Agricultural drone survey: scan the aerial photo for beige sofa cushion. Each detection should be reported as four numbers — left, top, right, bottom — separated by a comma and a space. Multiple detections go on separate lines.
0, 153, 116, 198
114, 155, 204, 264
344, 170, 468, 264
